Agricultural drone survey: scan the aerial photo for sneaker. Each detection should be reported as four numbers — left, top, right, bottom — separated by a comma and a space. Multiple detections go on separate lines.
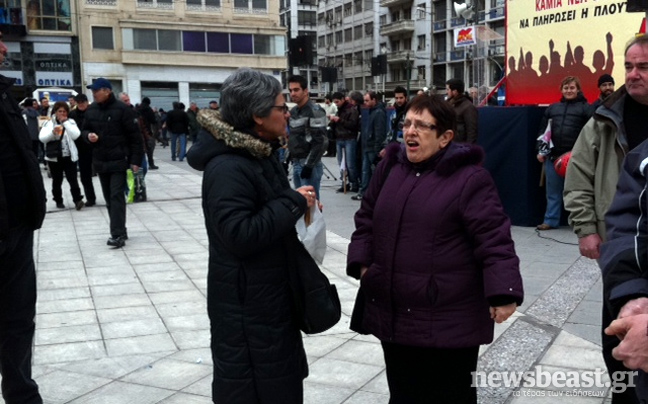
85, 201, 96, 207
75, 200, 85, 211
107, 236, 126, 248
56, 202, 65, 209
335, 186, 345, 193
351, 194, 362, 201
536, 223, 556, 231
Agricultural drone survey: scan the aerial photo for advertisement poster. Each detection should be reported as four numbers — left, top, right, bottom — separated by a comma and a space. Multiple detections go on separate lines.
455, 26, 477, 47
506, 0, 644, 105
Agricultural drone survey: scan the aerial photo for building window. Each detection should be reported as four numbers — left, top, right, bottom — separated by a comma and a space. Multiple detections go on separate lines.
353, 25, 362, 40
364, 22, 373, 38
137, 0, 173, 9
379, 14, 386, 25
297, 10, 316, 26
158, 30, 181, 51
417, 65, 426, 80
353, 0, 361, 13
417, 35, 425, 51
207, 32, 229, 53
186, 0, 220, 11
318, 35, 325, 48
91, 26, 114, 50
335, 30, 342, 44
344, 28, 352, 43
231, 33, 253, 54
343, 2, 351, 17
26, 0, 71, 31
417, 3, 425, 19
234, 0, 266, 13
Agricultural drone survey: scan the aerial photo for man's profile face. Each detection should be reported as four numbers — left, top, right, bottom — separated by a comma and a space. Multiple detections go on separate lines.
625, 43, 648, 105
363, 94, 375, 108
445, 85, 456, 100
119, 93, 131, 105
289, 82, 307, 105
77, 100, 89, 111
41, 98, 49, 108
394, 92, 406, 107
209, 102, 218, 110
599, 82, 614, 98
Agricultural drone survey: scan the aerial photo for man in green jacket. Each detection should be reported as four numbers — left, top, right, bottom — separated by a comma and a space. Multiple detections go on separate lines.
564, 34, 648, 404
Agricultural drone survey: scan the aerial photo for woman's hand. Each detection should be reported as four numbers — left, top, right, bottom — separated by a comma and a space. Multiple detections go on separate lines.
537, 154, 545, 163
360, 266, 368, 278
296, 185, 316, 208
490, 303, 517, 324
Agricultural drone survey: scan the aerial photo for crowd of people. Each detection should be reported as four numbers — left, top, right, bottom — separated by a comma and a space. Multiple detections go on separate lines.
5, 24, 648, 403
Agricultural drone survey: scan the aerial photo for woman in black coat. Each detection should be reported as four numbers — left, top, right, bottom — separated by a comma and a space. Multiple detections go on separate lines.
187, 68, 317, 404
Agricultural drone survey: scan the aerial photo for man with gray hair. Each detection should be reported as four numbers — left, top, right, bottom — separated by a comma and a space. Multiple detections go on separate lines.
287, 75, 328, 199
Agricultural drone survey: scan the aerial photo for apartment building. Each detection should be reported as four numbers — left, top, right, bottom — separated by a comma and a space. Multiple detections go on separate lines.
316, 0, 505, 96
78, 0, 287, 109
1, 0, 81, 100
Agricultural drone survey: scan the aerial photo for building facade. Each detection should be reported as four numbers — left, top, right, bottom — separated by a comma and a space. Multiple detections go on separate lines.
77, 0, 287, 109
279, 0, 319, 96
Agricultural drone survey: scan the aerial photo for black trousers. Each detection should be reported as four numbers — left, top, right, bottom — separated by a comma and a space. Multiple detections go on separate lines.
98, 171, 127, 238
0, 225, 42, 404
146, 137, 156, 167
77, 150, 96, 204
48, 156, 82, 204
382, 342, 479, 404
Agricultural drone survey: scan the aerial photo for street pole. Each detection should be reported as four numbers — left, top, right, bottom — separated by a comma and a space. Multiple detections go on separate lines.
406, 52, 411, 97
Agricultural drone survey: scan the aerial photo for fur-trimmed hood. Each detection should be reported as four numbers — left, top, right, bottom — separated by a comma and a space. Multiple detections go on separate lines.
383, 140, 484, 177
188, 109, 273, 171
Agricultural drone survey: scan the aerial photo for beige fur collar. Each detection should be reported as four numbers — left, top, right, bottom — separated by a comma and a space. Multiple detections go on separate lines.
197, 109, 272, 159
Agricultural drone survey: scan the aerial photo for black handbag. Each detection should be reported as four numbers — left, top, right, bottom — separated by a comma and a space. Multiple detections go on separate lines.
286, 236, 341, 334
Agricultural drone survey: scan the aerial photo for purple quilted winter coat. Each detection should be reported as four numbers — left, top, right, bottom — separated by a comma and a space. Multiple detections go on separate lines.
347, 142, 523, 348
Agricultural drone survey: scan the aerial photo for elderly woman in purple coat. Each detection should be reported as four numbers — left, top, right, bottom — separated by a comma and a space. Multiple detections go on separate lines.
347, 95, 523, 404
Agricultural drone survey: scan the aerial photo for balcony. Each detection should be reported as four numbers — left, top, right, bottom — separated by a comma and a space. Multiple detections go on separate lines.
450, 16, 465, 27
386, 50, 412, 64
379, 19, 414, 36
379, 0, 410, 7
477, 10, 485, 22
450, 49, 465, 61
0, 7, 26, 36
433, 51, 446, 63
433, 19, 446, 32
487, 6, 504, 20
488, 44, 505, 57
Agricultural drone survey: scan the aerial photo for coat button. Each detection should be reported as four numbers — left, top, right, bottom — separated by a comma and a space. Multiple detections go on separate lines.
371, 298, 375, 302
407, 308, 411, 312
509, 288, 513, 291
416, 172, 420, 177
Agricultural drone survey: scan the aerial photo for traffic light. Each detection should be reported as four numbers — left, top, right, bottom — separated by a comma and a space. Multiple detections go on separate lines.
289, 36, 313, 66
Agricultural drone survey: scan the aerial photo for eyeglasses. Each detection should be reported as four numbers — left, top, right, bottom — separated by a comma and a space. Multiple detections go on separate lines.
273, 104, 290, 113
399, 119, 437, 132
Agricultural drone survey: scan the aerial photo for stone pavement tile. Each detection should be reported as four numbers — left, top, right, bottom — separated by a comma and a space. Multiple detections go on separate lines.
345, 391, 390, 404
141, 279, 198, 293
170, 329, 211, 350
159, 241, 207, 255
90, 282, 145, 297
326, 340, 386, 367
62, 354, 167, 379
168, 348, 213, 366
583, 279, 603, 302
133, 261, 183, 274
306, 358, 383, 390
540, 344, 606, 370
567, 300, 602, 326
38, 286, 91, 302
34, 340, 106, 365
67, 381, 174, 404
105, 334, 177, 356
521, 261, 570, 279
148, 289, 205, 305
562, 323, 602, 346
121, 358, 212, 390
37, 297, 94, 314
37, 267, 87, 281
181, 374, 212, 396
93, 293, 152, 310
334, 284, 360, 316
36, 324, 102, 345
316, 314, 352, 336
101, 318, 168, 339
352, 333, 381, 343
554, 330, 601, 349
173, 252, 209, 265
159, 392, 212, 404
302, 335, 347, 358
37, 260, 85, 272
518, 294, 539, 313
521, 275, 556, 296
87, 271, 138, 287
36, 310, 97, 329
38, 275, 89, 290
164, 314, 210, 331
126, 252, 175, 265
36, 370, 111, 404
38, 248, 83, 263
361, 370, 388, 395
156, 300, 206, 318
96, 305, 159, 324
303, 381, 355, 404
82, 251, 131, 268
509, 388, 606, 403
153, 230, 195, 242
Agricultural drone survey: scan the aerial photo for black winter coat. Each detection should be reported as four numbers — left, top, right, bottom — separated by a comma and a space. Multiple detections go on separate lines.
538, 93, 593, 158
81, 93, 144, 173
187, 109, 309, 404
0, 75, 46, 249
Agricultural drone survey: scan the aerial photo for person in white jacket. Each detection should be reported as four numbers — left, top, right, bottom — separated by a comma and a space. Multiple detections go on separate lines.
39, 101, 85, 210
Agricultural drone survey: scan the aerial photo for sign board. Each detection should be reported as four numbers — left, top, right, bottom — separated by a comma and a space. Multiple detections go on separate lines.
506, 0, 644, 104
455, 26, 477, 47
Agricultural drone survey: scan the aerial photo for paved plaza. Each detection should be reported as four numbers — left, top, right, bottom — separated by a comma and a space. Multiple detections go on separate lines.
0, 153, 618, 403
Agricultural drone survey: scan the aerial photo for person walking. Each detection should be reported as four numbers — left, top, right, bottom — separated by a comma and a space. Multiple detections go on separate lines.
166, 101, 190, 162
352, 91, 386, 201
39, 101, 84, 210
69, 94, 97, 207
187, 68, 316, 404
138, 97, 159, 169
330, 91, 359, 193
0, 30, 47, 404
82, 78, 143, 247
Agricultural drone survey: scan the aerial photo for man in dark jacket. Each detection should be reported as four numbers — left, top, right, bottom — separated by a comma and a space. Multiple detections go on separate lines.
446, 78, 478, 143
166, 102, 190, 162
69, 94, 96, 206
82, 78, 143, 247
187, 101, 201, 143
0, 30, 47, 404
138, 97, 159, 169
353, 91, 386, 201
591, 74, 615, 110
387, 86, 408, 144
287, 75, 328, 199
21, 98, 41, 160
330, 92, 360, 193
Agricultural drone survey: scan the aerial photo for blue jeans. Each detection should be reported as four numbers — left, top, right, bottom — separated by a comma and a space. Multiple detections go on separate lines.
292, 158, 323, 200
336, 139, 358, 187
360, 150, 377, 194
543, 158, 564, 227
170, 132, 187, 161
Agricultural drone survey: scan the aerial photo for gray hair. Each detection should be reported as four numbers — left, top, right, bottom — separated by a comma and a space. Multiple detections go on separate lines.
220, 68, 283, 130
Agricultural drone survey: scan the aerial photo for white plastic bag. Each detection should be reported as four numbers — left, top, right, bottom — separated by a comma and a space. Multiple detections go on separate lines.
296, 204, 327, 264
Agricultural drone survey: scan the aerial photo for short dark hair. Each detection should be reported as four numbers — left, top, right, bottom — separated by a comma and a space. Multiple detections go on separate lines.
446, 78, 465, 94
366, 90, 378, 101
40, 97, 48, 102
53, 101, 70, 113
325, 94, 333, 102
560, 76, 581, 91
332, 92, 344, 100
394, 86, 407, 97
22, 98, 35, 107
349, 91, 363, 105
406, 95, 456, 138
288, 75, 308, 90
